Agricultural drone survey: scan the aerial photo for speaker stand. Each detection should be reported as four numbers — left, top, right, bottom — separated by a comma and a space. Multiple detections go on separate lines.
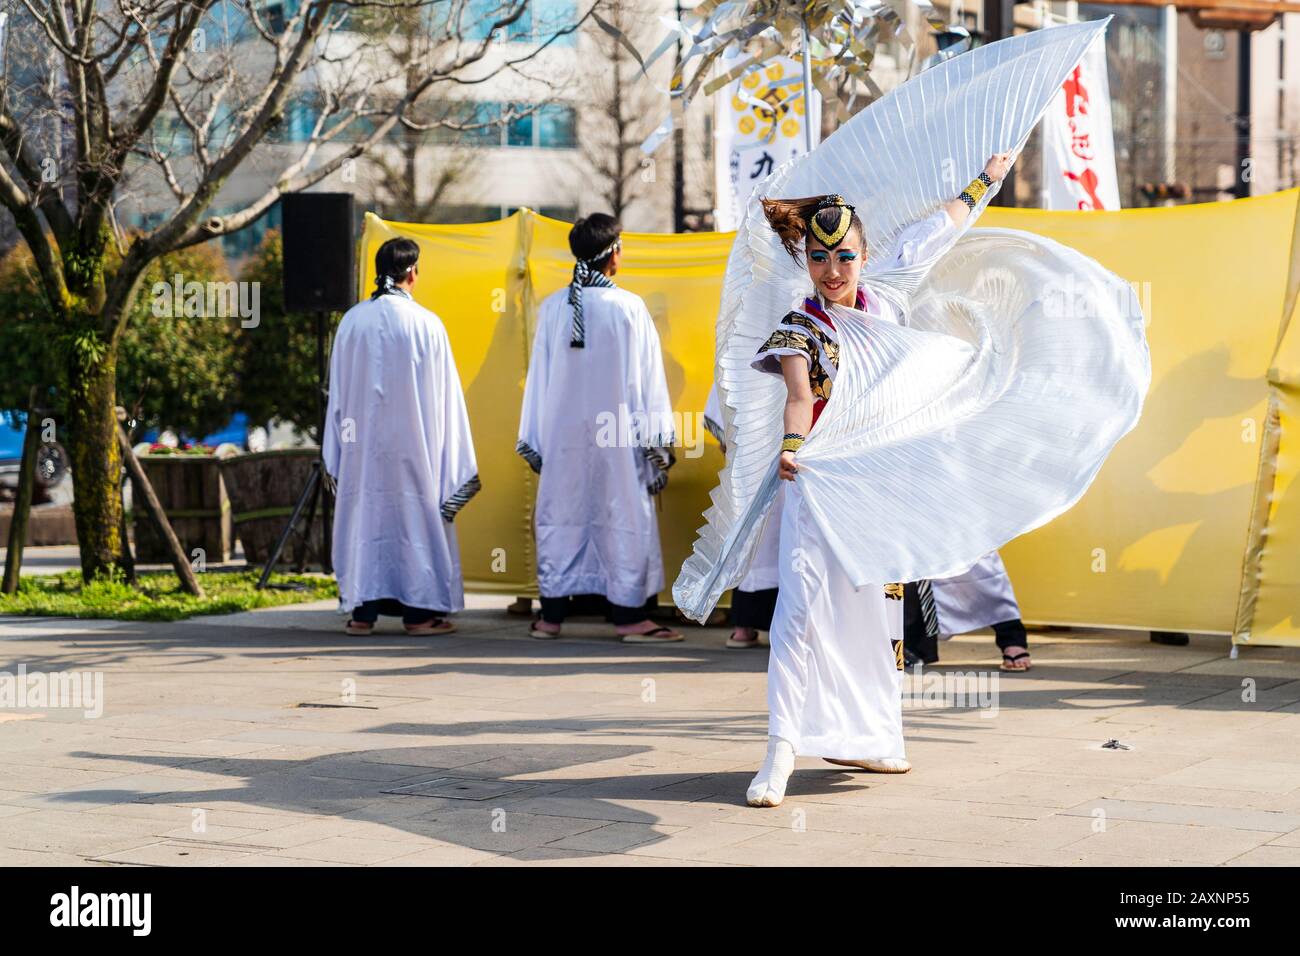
256, 310, 334, 589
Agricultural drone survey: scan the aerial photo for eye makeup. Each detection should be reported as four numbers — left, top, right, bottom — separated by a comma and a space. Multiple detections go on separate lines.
809, 250, 830, 262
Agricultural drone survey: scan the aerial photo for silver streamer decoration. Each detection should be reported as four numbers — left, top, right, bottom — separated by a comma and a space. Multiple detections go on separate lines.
626, 0, 949, 154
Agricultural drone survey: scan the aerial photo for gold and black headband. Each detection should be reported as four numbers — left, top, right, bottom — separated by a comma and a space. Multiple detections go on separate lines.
808, 195, 855, 249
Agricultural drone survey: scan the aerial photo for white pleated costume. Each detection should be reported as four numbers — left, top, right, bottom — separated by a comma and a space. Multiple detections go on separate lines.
518, 285, 675, 608
754, 212, 958, 758
323, 290, 480, 615
704, 384, 781, 593
675, 20, 1150, 759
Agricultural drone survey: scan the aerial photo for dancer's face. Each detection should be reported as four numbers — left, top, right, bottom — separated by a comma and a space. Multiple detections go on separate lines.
806, 231, 863, 307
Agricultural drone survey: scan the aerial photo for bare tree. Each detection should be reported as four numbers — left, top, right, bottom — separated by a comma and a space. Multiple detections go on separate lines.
583, 0, 663, 220
361, 116, 476, 222
348, 6, 553, 222
0, 0, 591, 579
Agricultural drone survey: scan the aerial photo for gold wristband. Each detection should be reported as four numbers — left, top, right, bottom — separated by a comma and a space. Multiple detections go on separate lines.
962, 175, 990, 205
781, 436, 805, 453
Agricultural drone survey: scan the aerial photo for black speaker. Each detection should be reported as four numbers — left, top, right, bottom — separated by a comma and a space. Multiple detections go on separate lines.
281, 192, 357, 313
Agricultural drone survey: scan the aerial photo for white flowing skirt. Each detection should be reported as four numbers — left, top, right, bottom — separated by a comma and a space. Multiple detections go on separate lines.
767, 481, 905, 759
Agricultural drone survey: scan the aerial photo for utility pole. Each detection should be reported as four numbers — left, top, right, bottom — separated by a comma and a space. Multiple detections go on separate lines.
984, 0, 1018, 206
1236, 29, 1252, 199
672, 0, 686, 231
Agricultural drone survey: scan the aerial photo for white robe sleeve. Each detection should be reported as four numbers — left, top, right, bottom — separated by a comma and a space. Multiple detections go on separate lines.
877, 209, 957, 273
633, 300, 676, 494
432, 322, 481, 522
322, 315, 346, 480
516, 308, 551, 473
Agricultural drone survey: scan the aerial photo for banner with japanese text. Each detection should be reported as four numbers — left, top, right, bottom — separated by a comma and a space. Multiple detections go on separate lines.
1042, 30, 1121, 211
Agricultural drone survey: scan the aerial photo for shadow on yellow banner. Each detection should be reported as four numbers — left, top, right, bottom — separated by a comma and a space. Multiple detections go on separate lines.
358, 189, 1300, 647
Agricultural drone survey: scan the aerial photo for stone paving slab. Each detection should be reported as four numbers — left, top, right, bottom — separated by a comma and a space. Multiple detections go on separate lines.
3, 597, 1300, 866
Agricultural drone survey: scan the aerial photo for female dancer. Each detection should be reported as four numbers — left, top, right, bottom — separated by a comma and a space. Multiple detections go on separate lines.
744, 156, 1011, 807
672, 20, 1149, 811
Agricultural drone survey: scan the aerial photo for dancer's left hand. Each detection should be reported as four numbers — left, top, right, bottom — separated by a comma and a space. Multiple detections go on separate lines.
778, 450, 798, 481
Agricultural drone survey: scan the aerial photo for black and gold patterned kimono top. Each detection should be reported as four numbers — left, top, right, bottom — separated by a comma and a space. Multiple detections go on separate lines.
752, 289, 861, 427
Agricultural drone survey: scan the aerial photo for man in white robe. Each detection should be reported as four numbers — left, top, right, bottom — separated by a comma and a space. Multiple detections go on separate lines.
324, 237, 480, 635
904, 553, 1031, 670
517, 213, 680, 643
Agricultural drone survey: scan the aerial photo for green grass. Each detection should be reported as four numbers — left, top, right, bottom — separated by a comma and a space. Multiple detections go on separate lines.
0, 569, 338, 622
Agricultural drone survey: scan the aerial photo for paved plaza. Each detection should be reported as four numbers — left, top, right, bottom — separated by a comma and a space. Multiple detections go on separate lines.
2, 590, 1300, 867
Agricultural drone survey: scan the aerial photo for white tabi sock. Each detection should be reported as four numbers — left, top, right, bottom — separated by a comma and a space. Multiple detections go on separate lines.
746, 735, 796, 807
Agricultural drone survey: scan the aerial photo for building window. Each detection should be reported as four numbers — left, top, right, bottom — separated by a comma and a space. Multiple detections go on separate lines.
460, 0, 576, 44
430, 102, 503, 146
218, 201, 281, 261
265, 96, 321, 144
261, 0, 301, 34
531, 0, 577, 46
536, 204, 578, 222
430, 101, 576, 149
537, 104, 576, 148
152, 114, 192, 152
507, 112, 534, 147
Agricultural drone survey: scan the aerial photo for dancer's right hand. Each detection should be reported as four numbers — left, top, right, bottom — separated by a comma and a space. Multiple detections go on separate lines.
779, 450, 798, 481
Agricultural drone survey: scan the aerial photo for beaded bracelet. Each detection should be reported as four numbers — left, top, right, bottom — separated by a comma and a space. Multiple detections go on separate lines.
781, 433, 805, 453
959, 171, 995, 209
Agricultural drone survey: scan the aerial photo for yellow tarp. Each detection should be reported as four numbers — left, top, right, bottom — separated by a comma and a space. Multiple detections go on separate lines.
357, 189, 1300, 644
1234, 192, 1300, 646
359, 211, 730, 600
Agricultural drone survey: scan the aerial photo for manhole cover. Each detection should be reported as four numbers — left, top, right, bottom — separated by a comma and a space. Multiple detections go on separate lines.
382, 777, 531, 801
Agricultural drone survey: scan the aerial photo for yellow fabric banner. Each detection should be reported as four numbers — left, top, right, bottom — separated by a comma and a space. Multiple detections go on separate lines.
358, 210, 732, 601
357, 190, 1300, 643
1234, 192, 1300, 646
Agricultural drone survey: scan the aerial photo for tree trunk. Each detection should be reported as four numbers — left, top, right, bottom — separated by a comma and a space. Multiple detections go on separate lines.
66, 350, 125, 580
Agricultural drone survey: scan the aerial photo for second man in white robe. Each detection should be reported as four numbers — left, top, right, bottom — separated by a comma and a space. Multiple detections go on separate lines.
517, 214, 681, 643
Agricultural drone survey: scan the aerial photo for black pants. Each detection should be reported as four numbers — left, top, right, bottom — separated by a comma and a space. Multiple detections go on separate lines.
351, 599, 443, 626
903, 582, 1028, 664
731, 587, 778, 631
539, 594, 651, 626
902, 583, 939, 664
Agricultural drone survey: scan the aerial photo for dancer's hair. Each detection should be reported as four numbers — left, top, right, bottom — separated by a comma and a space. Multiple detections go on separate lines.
568, 213, 622, 271
761, 195, 864, 265
371, 237, 420, 298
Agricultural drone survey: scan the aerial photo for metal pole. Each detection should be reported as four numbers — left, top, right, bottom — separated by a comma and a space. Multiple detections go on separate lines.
1236, 29, 1251, 199
317, 309, 333, 573
801, 16, 814, 154
673, 0, 687, 231
984, 0, 1016, 206
1, 387, 41, 594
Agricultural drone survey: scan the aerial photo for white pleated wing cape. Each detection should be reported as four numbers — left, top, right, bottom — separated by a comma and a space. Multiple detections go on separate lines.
673, 18, 1151, 622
